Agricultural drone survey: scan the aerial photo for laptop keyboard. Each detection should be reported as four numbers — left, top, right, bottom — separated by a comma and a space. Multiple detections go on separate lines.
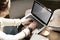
26, 15, 36, 21
26, 15, 44, 29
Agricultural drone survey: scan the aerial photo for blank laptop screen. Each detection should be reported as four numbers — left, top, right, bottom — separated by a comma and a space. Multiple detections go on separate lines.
31, 1, 52, 25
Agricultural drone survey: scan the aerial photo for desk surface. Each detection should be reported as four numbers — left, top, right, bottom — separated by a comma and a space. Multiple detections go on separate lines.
39, 27, 60, 40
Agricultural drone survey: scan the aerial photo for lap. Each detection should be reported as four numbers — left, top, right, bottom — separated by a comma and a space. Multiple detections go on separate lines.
3, 26, 18, 35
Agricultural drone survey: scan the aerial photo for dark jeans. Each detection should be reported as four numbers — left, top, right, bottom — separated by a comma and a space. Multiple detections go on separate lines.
3, 26, 18, 35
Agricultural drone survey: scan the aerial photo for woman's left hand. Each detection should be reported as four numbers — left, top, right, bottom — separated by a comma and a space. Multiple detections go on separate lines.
21, 18, 33, 26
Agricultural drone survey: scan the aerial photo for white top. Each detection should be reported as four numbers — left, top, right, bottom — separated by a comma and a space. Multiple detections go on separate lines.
0, 17, 30, 40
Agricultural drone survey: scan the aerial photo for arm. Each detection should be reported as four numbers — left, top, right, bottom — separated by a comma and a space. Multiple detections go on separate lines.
14, 21, 38, 40
0, 28, 30, 40
0, 21, 37, 40
14, 28, 30, 40
0, 17, 21, 27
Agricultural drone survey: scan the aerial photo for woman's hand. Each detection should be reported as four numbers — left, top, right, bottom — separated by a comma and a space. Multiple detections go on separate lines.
28, 21, 38, 30
21, 18, 38, 31
21, 18, 33, 26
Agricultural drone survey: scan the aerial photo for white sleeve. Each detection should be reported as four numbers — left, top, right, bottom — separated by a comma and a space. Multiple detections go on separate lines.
0, 28, 30, 40
14, 28, 30, 40
0, 17, 21, 27
0, 31, 7, 39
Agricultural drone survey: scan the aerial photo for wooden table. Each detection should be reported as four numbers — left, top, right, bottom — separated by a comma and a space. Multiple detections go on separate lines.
39, 27, 60, 40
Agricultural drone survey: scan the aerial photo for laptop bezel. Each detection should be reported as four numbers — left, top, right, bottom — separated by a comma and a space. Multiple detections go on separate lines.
31, 1, 53, 25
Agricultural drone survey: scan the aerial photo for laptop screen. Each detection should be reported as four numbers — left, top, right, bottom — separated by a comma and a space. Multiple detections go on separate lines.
31, 1, 53, 25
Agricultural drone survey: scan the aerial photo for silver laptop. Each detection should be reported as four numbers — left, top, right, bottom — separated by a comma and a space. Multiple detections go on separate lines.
21, 1, 53, 33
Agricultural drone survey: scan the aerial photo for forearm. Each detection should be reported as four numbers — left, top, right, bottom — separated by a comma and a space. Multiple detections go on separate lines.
14, 28, 30, 40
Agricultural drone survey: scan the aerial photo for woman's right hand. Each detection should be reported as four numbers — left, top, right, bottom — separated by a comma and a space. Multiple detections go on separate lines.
28, 21, 38, 30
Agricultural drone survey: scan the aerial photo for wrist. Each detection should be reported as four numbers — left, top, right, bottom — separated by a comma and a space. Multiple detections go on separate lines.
27, 27, 33, 33
18, 23, 24, 32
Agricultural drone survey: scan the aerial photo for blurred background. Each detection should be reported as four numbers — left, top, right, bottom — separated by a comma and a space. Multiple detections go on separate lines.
9, 0, 34, 18
37, 0, 60, 11
9, 0, 60, 18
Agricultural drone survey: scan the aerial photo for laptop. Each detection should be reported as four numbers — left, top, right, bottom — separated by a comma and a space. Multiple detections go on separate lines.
21, 1, 53, 33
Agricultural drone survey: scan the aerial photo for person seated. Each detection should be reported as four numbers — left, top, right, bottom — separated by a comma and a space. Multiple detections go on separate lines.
0, 17, 38, 40
0, 0, 38, 39
0, 0, 30, 35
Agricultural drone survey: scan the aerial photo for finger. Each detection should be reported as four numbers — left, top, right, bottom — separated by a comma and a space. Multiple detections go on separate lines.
33, 21, 38, 25
29, 22, 38, 30
29, 21, 38, 27
21, 18, 33, 26
26, 18, 33, 22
